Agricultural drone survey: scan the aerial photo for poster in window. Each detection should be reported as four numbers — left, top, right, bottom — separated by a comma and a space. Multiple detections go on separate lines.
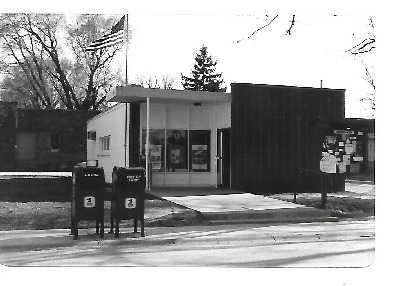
149, 145, 162, 170
169, 146, 185, 165
191, 145, 208, 170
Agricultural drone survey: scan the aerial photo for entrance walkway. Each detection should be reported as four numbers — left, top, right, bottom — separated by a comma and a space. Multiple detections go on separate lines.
149, 187, 337, 225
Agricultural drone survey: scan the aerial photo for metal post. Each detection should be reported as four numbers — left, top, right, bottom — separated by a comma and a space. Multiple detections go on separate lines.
124, 14, 129, 167
124, 103, 128, 167
321, 174, 327, 207
125, 14, 129, 85
145, 97, 150, 191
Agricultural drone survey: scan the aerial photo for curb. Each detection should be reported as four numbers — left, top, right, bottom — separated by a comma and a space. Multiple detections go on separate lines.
207, 216, 339, 225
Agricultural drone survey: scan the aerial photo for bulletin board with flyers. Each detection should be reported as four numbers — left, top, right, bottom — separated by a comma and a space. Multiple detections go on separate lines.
320, 129, 364, 174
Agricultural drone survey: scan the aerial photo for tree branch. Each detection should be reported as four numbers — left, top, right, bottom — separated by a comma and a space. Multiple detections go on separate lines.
236, 15, 279, 43
285, 15, 296, 35
347, 37, 375, 55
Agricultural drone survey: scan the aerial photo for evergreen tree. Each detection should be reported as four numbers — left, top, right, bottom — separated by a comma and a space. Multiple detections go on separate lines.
181, 45, 225, 92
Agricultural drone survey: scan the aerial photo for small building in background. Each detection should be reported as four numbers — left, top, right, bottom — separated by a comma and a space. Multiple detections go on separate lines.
0, 101, 99, 171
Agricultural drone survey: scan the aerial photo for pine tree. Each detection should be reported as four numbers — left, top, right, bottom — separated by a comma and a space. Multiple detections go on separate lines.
181, 45, 225, 92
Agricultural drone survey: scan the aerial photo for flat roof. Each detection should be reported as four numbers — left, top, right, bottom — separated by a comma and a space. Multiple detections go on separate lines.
231, 82, 346, 92
107, 85, 232, 104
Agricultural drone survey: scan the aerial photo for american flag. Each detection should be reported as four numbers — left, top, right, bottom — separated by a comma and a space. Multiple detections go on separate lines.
86, 15, 125, 52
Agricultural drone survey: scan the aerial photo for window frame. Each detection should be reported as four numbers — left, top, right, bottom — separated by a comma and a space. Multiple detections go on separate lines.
49, 133, 60, 153
99, 135, 110, 155
189, 130, 211, 172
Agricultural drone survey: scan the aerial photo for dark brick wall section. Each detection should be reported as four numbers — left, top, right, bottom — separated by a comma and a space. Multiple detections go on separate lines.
0, 177, 72, 202
16, 109, 100, 171
0, 102, 18, 170
129, 102, 141, 166
230, 83, 345, 194
0, 106, 100, 171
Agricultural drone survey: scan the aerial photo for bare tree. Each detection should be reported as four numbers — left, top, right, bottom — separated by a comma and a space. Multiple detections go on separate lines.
346, 17, 375, 112
361, 63, 375, 111
236, 15, 296, 43
346, 17, 375, 55
237, 15, 376, 113
0, 13, 125, 110
0, 14, 63, 109
135, 74, 176, 89
161, 74, 176, 89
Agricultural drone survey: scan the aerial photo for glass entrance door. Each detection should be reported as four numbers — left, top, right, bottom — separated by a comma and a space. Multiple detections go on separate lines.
216, 128, 230, 188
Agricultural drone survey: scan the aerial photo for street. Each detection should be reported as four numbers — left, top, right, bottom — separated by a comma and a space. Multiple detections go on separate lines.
0, 218, 374, 267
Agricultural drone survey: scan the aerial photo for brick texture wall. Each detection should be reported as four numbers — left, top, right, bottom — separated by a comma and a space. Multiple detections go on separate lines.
0, 102, 18, 171
230, 83, 345, 194
9, 108, 99, 171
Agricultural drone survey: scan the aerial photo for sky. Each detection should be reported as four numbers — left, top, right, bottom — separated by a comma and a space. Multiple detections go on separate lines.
122, 14, 375, 118
0, 0, 384, 120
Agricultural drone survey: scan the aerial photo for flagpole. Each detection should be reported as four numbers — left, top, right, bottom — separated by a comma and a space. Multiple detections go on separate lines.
125, 14, 129, 85
146, 97, 150, 191
124, 14, 129, 168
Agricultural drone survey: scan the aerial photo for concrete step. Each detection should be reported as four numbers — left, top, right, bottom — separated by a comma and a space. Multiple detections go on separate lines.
208, 216, 339, 225
201, 207, 332, 220
152, 191, 338, 226
201, 207, 337, 225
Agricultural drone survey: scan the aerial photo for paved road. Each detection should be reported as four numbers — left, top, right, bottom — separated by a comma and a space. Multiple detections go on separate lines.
0, 218, 374, 267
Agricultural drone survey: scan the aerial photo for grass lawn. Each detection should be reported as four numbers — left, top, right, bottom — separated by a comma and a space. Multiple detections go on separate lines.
268, 190, 375, 219
0, 176, 374, 231
0, 177, 205, 231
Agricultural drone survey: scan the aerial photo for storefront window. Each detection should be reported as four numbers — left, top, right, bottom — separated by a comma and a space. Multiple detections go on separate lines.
189, 130, 210, 172
166, 130, 188, 172
142, 129, 211, 173
142, 129, 165, 172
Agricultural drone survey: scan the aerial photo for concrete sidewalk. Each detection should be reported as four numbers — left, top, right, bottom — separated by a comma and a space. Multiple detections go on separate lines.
149, 187, 337, 225
0, 219, 375, 267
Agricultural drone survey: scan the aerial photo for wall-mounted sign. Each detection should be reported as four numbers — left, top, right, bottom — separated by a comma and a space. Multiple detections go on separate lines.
343, 154, 351, 165
326, 136, 335, 144
338, 162, 347, 173
345, 143, 354, 155
334, 130, 353, 135
320, 155, 337, 173
322, 128, 367, 174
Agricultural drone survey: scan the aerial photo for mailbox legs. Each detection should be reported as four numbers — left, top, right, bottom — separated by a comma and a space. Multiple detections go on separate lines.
73, 221, 78, 240
115, 219, 120, 238
100, 218, 104, 238
96, 218, 104, 238
95, 220, 99, 234
133, 218, 138, 233
112, 217, 144, 238
140, 219, 145, 237
132, 218, 144, 237
109, 216, 114, 234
